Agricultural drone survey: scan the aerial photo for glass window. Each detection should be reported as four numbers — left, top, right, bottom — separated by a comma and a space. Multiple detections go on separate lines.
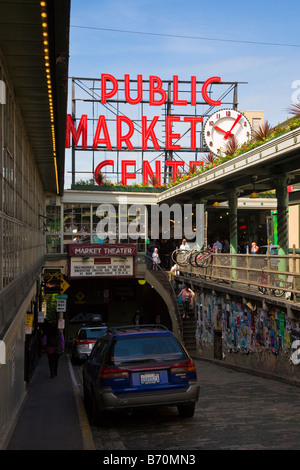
111, 335, 187, 365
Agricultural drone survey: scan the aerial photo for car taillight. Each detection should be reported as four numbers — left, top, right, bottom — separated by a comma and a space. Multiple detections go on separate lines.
99, 365, 129, 379
170, 358, 196, 374
76, 339, 96, 345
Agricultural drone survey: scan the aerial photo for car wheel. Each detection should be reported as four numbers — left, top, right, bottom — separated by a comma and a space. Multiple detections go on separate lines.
177, 403, 195, 418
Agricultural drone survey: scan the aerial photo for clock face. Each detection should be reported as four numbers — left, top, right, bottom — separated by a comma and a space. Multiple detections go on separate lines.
204, 109, 252, 156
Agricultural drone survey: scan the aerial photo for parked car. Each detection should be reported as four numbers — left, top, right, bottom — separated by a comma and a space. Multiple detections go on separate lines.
82, 324, 200, 423
68, 313, 105, 342
71, 326, 108, 363
256, 245, 279, 255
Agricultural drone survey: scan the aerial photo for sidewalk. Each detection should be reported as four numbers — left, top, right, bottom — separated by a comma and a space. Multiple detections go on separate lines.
7, 353, 95, 450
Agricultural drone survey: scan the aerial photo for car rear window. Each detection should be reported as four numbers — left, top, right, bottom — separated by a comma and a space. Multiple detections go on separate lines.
79, 328, 107, 340
111, 335, 187, 365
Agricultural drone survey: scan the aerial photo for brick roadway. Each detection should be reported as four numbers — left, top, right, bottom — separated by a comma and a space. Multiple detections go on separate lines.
85, 359, 300, 450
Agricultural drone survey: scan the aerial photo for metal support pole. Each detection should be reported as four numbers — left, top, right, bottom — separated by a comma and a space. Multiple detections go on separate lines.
228, 189, 238, 254
71, 79, 76, 186
273, 174, 289, 276
273, 175, 289, 254
228, 189, 238, 280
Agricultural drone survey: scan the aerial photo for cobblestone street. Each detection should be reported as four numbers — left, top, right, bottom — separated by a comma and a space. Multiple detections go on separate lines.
75, 360, 300, 450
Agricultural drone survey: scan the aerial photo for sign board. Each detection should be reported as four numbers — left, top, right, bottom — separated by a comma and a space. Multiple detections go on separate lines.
56, 299, 67, 312
25, 313, 34, 335
38, 311, 45, 323
70, 256, 134, 278
68, 243, 137, 257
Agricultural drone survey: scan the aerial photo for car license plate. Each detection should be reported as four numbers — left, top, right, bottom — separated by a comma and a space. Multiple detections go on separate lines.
140, 373, 160, 384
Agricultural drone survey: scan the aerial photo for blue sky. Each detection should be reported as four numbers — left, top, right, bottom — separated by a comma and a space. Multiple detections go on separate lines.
65, 0, 300, 186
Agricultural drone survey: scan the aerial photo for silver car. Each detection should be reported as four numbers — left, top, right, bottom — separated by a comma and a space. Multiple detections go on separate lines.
71, 326, 107, 363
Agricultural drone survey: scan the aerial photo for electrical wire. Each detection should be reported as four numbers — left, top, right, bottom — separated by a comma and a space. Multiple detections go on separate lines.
71, 25, 300, 48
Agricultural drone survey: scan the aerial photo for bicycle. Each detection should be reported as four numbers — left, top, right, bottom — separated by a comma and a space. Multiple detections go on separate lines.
171, 248, 201, 267
258, 269, 293, 297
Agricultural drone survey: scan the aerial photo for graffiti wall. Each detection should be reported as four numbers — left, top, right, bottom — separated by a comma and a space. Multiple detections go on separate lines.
194, 291, 300, 378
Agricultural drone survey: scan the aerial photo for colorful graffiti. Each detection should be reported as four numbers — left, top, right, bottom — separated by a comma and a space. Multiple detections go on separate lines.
195, 292, 300, 361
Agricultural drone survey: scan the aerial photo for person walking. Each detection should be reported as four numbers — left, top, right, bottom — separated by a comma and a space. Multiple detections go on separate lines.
42, 323, 65, 378
180, 239, 189, 250
251, 242, 259, 253
132, 310, 143, 325
152, 247, 161, 270
178, 286, 194, 319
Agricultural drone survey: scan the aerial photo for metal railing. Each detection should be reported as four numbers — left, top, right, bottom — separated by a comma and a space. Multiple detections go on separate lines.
142, 254, 183, 333
173, 248, 300, 303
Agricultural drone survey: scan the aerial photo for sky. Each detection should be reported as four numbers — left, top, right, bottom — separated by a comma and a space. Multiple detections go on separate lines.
65, 0, 300, 187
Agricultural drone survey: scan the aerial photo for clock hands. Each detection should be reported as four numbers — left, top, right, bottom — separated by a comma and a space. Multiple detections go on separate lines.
213, 126, 231, 136
213, 114, 242, 140
224, 113, 242, 140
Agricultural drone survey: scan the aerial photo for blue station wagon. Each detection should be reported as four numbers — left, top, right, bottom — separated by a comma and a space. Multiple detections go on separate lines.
82, 324, 200, 423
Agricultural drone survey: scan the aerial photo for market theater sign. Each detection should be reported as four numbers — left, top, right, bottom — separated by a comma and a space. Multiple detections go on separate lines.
68, 244, 137, 278
65, 74, 223, 185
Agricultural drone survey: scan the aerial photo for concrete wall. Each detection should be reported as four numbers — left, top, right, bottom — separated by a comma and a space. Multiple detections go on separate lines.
289, 205, 300, 248
194, 289, 300, 383
0, 283, 38, 449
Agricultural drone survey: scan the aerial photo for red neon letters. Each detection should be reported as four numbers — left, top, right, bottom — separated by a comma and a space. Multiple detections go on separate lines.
66, 114, 203, 151
66, 74, 221, 185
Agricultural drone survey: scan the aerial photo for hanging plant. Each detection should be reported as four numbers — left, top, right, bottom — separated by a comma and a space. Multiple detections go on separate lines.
95, 169, 106, 186
252, 120, 273, 142
203, 151, 219, 167
286, 100, 300, 118
149, 174, 160, 187
224, 136, 240, 156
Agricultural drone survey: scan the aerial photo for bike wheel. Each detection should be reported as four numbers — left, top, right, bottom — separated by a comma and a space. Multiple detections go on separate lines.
175, 250, 190, 267
171, 250, 179, 264
258, 286, 268, 295
272, 278, 285, 297
195, 251, 212, 268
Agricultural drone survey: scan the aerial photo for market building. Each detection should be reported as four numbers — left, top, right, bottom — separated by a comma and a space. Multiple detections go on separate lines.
0, 0, 70, 447
1, 0, 300, 451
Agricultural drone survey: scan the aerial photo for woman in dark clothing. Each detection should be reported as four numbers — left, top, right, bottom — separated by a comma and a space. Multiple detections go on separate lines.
42, 323, 65, 378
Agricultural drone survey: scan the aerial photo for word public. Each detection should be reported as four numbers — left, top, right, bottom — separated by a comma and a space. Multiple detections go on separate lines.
65, 74, 222, 152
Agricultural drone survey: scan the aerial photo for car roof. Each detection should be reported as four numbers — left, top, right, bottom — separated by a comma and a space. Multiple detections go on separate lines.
103, 324, 171, 338
259, 245, 278, 249
79, 326, 107, 331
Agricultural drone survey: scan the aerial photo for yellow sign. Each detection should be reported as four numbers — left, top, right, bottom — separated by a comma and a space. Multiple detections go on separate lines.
25, 314, 34, 327
60, 279, 70, 295
75, 291, 85, 304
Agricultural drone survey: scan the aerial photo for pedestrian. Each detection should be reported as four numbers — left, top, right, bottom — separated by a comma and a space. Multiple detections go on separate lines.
213, 238, 222, 253
42, 323, 65, 378
168, 264, 179, 290
180, 239, 189, 250
132, 310, 143, 325
152, 247, 161, 270
222, 239, 230, 253
178, 286, 194, 319
251, 242, 259, 253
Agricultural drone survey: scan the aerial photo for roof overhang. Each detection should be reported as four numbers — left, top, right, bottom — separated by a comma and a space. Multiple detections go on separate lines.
156, 127, 300, 206
0, 0, 70, 195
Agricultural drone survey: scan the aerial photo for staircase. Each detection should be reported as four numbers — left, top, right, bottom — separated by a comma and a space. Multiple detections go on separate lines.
144, 267, 198, 355
180, 308, 197, 355
145, 268, 181, 338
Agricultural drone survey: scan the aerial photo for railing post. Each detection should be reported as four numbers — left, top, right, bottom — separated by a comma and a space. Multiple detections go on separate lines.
228, 189, 238, 280
273, 174, 289, 279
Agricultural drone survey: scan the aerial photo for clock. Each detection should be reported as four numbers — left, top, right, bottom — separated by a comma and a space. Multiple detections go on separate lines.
204, 109, 252, 156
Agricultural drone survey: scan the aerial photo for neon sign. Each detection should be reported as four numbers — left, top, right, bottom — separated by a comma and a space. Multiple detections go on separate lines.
65, 74, 222, 185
